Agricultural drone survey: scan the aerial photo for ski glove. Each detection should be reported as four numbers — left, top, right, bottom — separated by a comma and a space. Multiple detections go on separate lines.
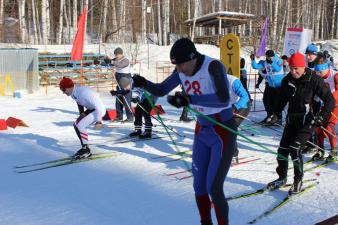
110, 89, 130, 96
255, 83, 260, 89
132, 75, 147, 88
110, 90, 117, 96
311, 115, 324, 127
167, 93, 190, 108
131, 97, 139, 103
104, 58, 112, 65
232, 105, 239, 114
250, 54, 255, 61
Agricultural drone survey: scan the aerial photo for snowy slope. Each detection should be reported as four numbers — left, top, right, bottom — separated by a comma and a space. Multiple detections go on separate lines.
0, 86, 337, 225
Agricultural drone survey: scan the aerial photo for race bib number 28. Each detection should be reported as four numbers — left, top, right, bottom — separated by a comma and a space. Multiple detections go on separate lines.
185, 80, 202, 95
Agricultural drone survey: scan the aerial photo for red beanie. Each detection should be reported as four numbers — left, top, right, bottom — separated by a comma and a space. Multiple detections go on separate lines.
288, 52, 306, 67
59, 77, 74, 90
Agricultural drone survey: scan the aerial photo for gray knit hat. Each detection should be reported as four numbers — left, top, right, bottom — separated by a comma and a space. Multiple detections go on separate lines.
114, 47, 123, 55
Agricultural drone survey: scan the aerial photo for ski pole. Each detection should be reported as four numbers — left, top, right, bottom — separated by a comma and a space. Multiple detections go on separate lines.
114, 90, 185, 138
236, 113, 327, 153
112, 74, 134, 115
187, 106, 303, 172
136, 101, 185, 138
143, 91, 191, 170
320, 126, 336, 139
270, 119, 328, 153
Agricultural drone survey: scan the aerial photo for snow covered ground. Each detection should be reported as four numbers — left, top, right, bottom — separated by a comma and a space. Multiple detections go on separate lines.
0, 84, 337, 225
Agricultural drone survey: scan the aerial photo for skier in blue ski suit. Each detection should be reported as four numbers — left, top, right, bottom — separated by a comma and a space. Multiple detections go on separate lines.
227, 74, 250, 162
132, 38, 236, 225
251, 50, 284, 125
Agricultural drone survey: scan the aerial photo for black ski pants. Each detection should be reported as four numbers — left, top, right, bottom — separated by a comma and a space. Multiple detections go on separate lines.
276, 123, 315, 181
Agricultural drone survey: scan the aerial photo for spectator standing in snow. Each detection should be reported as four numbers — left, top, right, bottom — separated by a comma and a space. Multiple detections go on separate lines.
240, 57, 252, 102
251, 50, 284, 125
59, 77, 106, 159
110, 47, 134, 122
323, 50, 336, 69
132, 38, 236, 225
281, 55, 290, 75
305, 43, 319, 70
110, 76, 157, 139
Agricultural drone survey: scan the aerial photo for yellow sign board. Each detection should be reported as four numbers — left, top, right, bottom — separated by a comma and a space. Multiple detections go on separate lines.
1, 74, 15, 96
220, 34, 241, 78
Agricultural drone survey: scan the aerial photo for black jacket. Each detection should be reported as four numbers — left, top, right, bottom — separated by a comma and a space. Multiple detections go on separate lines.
275, 68, 335, 125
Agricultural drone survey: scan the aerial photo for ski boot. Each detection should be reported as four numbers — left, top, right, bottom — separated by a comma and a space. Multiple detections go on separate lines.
311, 149, 325, 161
288, 178, 303, 195
201, 220, 213, 225
73, 145, 92, 160
258, 116, 269, 125
233, 148, 239, 164
129, 130, 141, 138
112, 118, 123, 123
179, 116, 193, 122
263, 114, 279, 126
139, 130, 152, 139
302, 145, 318, 154
123, 117, 134, 123
267, 177, 287, 190
232, 156, 239, 164
326, 149, 337, 162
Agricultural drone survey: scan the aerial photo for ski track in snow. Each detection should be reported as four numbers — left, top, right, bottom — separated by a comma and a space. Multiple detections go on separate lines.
1, 71, 338, 224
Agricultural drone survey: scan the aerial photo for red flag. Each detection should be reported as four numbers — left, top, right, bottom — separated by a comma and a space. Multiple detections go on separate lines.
71, 7, 87, 61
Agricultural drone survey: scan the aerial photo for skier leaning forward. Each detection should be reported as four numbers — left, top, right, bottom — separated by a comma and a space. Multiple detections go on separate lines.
266, 52, 334, 194
59, 77, 106, 159
132, 38, 236, 225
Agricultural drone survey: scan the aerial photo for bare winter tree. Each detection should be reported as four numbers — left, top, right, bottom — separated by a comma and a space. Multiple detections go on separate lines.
315, 0, 322, 40
1, 0, 338, 46
272, 0, 279, 48
336, 0, 338, 38
141, 0, 146, 43
0, 0, 4, 41
157, 0, 162, 45
330, 0, 336, 38
18, 0, 27, 43
63, 1, 70, 43
45, 0, 50, 42
31, 0, 38, 44
162, 0, 169, 45
56, 0, 64, 44
41, 0, 49, 44
191, 0, 199, 41
72, 0, 78, 39
101, 0, 108, 42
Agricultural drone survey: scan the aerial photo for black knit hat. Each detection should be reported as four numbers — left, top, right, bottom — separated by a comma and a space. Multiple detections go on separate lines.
265, 50, 274, 57
170, 38, 198, 64
114, 47, 123, 55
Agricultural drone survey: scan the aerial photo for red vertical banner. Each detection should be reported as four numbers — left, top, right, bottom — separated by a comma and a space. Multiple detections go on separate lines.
70, 7, 87, 61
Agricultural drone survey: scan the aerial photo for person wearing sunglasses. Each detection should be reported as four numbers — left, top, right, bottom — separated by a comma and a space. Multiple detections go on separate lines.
311, 54, 338, 162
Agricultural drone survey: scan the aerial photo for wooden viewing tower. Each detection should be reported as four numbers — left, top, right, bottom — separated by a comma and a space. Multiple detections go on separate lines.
184, 11, 263, 46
